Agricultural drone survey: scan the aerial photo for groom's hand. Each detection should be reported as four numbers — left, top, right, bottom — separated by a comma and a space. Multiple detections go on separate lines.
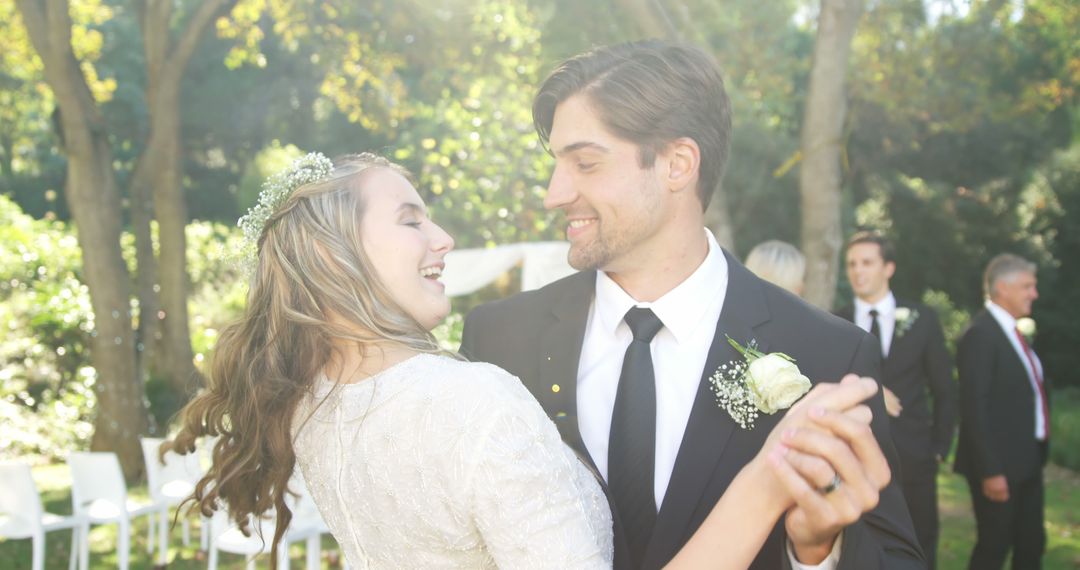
771, 376, 891, 564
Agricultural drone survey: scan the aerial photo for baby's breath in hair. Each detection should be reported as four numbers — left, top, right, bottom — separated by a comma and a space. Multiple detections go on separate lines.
236, 152, 334, 271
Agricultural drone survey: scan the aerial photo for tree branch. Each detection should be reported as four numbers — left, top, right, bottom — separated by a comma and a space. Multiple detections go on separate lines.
161, 0, 237, 88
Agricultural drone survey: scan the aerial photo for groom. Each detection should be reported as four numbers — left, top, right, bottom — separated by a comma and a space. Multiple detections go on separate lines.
461, 40, 922, 569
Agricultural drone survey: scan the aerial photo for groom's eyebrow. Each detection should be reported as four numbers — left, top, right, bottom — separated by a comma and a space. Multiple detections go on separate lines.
553, 141, 611, 156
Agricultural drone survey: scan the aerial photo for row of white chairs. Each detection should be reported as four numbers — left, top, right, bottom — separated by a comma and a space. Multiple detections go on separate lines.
0, 437, 337, 569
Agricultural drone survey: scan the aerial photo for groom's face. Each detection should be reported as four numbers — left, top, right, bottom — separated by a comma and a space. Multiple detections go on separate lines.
543, 94, 666, 272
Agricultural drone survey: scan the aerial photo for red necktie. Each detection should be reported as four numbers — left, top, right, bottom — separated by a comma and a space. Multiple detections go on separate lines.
1015, 328, 1050, 439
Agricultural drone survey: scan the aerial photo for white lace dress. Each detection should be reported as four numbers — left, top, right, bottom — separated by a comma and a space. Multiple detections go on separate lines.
292, 353, 614, 569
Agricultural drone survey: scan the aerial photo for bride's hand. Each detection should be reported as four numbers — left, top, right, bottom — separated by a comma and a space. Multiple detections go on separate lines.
763, 375, 892, 564
749, 375, 887, 513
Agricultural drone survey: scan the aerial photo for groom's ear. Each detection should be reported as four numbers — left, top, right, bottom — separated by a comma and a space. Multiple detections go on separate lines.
662, 137, 700, 195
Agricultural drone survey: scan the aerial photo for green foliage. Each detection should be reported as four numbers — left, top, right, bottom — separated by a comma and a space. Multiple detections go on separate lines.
1032, 146, 1080, 389
1049, 388, 1080, 471
0, 194, 249, 457
0, 195, 94, 460
921, 289, 970, 354
849, 0, 1078, 188
432, 312, 464, 353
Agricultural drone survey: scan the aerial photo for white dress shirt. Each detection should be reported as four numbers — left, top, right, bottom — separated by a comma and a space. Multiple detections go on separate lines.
577, 229, 839, 570
577, 229, 727, 506
985, 300, 1048, 441
854, 292, 896, 358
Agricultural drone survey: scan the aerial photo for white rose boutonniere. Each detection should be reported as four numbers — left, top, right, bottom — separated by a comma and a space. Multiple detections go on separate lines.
709, 336, 812, 429
1017, 317, 1036, 342
894, 307, 920, 338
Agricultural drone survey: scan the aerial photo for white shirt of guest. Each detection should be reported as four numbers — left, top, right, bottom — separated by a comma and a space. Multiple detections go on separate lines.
576, 229, 841, 570
854, 292, 896, 358
985, 300, 1047, 441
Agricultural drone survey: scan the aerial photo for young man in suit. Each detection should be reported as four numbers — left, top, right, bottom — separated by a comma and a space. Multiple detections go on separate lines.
461, 41, 923, 570
836, 231, 955, 569
955, 254, 1048, 569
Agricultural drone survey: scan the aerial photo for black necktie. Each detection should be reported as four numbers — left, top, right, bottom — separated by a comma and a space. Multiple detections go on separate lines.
869, 308, 881, 339
609, 307, 664, 563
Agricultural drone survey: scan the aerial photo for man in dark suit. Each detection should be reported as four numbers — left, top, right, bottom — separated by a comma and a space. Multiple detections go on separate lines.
955, 254, 1048, 569
836, 231, 955, 569
461, 41, 922, 570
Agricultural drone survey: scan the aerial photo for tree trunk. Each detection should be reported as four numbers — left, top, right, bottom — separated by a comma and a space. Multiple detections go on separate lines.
0, 134, 13, 183
130, 156, 161, 397
129, 0, 236, 406
798, 0, 864, 309
15, 0, 149, 480
138, 102, 200, 399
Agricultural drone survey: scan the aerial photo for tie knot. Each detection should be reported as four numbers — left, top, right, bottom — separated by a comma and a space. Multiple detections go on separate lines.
869, 309, 879, 318
624, 307, 663, 342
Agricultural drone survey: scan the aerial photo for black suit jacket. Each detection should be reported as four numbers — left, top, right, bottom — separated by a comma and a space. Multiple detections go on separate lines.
954, 310, 1050, 484
461, 251, 923, 570
835, 301, 956, 475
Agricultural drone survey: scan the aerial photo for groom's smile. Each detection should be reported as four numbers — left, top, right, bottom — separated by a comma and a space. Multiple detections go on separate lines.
566, 217, 597, 240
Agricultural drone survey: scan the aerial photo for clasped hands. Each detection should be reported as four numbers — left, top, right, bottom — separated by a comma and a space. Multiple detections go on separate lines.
751, 375, 892, 565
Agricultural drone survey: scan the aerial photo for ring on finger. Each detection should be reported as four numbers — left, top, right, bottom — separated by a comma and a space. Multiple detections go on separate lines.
819, 472, 842, 495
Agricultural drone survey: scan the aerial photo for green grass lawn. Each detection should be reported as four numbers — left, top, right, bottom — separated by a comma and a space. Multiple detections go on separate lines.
937, 464, 1080, 569
4, 463, 1080, 568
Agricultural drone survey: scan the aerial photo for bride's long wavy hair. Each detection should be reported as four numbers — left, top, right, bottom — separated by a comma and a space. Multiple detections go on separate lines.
166, 153, 446, 567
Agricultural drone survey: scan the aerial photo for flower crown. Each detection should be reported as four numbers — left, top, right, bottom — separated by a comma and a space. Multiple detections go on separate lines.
235, 152, 334, 270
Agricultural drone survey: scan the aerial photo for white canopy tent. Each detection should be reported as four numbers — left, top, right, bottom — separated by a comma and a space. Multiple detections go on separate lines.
441, 241, 576, 297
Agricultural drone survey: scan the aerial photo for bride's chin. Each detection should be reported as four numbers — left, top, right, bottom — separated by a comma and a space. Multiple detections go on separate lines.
424, 304, 452, 333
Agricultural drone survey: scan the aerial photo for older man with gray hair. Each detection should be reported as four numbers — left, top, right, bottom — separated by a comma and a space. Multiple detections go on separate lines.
955, 253, 1048, 569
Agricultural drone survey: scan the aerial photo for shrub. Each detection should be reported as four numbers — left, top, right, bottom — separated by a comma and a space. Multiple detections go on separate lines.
1049, 387, 1080, 471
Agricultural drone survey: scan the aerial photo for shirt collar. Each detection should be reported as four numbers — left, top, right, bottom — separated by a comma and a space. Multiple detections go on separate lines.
985, 299, 1018, 331
854, 290, 896, 318
593, 229, 728, 344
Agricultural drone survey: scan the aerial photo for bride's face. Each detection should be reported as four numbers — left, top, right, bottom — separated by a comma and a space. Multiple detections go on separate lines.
359, 168, 455, 331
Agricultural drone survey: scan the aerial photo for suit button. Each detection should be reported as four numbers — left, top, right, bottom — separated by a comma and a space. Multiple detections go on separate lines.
551, 384, 561, 393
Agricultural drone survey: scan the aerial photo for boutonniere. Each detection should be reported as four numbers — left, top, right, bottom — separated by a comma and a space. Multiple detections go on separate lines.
894, 307, 920, 338
1017, 317, 1036, 342
709, 336, 812, 430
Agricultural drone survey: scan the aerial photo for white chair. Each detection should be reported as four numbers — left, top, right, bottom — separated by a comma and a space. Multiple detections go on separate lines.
141, 437, 209, 565
0, 461, 89, 570
68, 451, 161, 570
207, 474, 330, 570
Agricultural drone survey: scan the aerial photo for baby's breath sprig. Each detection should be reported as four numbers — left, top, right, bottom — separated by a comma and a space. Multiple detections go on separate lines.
709, 358, 760, 429
234, 152, 334, 273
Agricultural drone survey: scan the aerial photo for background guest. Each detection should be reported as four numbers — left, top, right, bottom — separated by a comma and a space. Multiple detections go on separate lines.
744, 240, 806, 296
954, 253, 1049, 569
836, 230, 955, 569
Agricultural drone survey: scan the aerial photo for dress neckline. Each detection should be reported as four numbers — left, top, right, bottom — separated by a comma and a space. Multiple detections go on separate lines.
313, 352, 437, 393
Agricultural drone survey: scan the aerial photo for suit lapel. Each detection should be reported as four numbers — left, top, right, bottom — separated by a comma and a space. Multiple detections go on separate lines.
538, 271, 596, 462
836, 304, 855, 323
643, 251, 773, 567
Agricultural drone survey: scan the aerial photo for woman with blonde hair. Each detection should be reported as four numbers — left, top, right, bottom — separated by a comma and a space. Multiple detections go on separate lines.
168, 153, 889, 569
745, 240, 807, 296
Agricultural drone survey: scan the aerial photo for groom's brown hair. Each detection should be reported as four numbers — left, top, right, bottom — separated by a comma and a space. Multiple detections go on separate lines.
532, 40, 733, 211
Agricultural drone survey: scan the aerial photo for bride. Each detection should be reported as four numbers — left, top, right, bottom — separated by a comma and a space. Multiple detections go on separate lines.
169, 153, 890, 569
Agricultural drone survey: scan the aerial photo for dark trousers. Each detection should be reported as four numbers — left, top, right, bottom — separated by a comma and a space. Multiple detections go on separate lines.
966, 472, 1046, 570
901, 472, 939, 570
